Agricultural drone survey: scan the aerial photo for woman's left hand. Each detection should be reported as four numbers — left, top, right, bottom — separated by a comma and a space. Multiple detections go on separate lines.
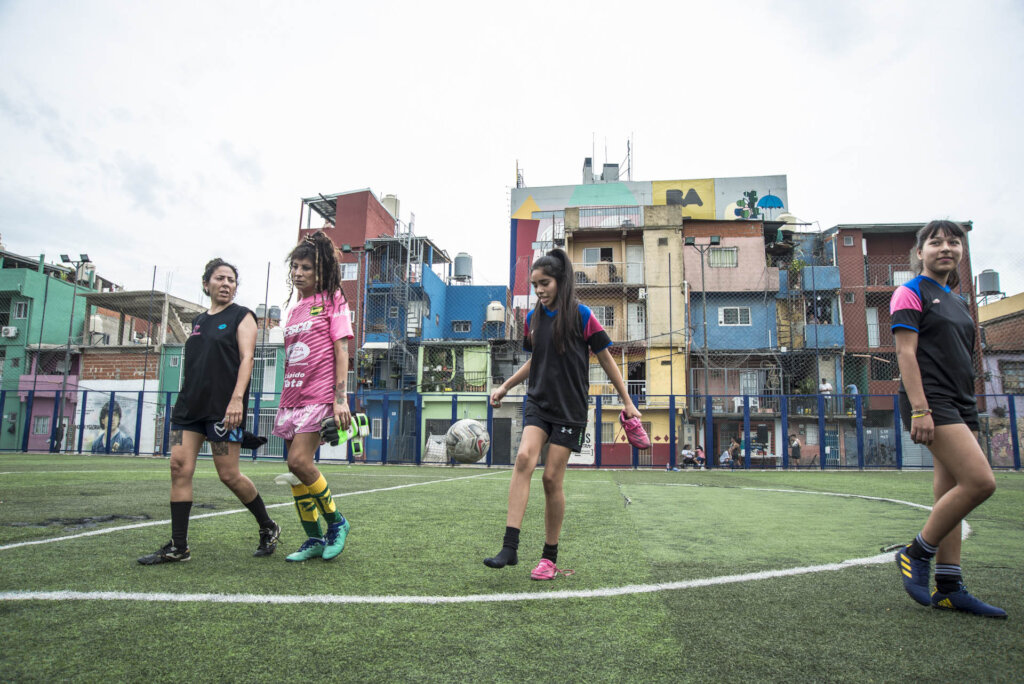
223, 397, 243, 430
334, 400, 352, 432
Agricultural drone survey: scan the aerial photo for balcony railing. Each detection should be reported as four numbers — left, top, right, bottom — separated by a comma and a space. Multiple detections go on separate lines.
575, 261, 644, 286
865, 322, 894, 348
864, 262, 914, 287
578, 206, 643, 229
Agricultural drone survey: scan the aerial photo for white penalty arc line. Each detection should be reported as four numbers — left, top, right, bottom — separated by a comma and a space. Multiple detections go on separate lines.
0, 486, 967, 605
0, 470, 503, 552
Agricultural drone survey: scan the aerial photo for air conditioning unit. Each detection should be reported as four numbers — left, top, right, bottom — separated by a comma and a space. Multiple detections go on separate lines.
1, 326, 17, 338
638, 288, 647, 300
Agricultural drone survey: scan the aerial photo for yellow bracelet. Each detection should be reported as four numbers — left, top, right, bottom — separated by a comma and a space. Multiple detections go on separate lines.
910, 409, 932, 419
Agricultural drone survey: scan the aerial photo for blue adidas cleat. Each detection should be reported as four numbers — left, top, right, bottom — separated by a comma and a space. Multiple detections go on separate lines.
322, 519, 350, 561
895, 546, 932, 606
931, 584, 1007, 619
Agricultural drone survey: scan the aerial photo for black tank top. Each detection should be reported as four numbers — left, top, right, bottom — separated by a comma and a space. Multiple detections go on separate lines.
172, 303, 256, 424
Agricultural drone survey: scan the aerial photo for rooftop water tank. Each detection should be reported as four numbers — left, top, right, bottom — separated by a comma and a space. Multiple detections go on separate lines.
454, 253, 473, 281
268, 306, 281, 321
382, 194, 400, 220
485, 301, 505, 323
255, 304, 267, 319
977, 269, 1000, 296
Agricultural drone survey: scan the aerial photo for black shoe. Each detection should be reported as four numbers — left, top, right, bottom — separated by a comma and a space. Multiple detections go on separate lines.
254, 521, 280, 557
138, 541, 191, 565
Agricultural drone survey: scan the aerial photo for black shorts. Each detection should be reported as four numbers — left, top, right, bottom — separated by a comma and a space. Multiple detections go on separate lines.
898, 393, 979, 432
523, 412, 586, 452
171, 420, 244, 443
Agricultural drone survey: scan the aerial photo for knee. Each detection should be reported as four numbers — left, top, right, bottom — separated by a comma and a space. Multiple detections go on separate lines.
541, 472, 561, 494
971, 475, 996, 503
218, 469, 240, 488
169, 457, 191, 482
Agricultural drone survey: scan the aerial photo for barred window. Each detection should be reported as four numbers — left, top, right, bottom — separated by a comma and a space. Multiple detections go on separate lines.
601, 422, 615, 443
591, 305, 615, 328
708, 247, 738, 268
452, 321, 471, 333
33, 415, 50, 435
339, 263, 358, 281
371, 418, 382, 439
1000, 361, 1024, 393
589, 364, 608, 384
582, 247, 613, 264
718, 307, 751, 326
13, 302, 28, 319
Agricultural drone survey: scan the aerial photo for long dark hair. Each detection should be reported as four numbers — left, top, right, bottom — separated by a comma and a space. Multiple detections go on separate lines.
286, 231, 346, 305
911, 220, 966, 289
202, 258, 238, 296
530, 248, 579, 354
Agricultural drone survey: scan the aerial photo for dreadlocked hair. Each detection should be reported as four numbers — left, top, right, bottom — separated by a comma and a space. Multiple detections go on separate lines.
530, 248, 579, 355
201, 258, 238, 296
286, 231, 347, 306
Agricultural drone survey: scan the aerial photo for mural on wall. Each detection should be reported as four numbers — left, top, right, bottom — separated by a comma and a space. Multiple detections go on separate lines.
651, 179, 716, 219
85, 395, 138, 454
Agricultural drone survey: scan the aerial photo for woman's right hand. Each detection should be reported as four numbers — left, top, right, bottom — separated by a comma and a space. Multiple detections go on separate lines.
490, 385, 507, 408
910, 414, 934, 445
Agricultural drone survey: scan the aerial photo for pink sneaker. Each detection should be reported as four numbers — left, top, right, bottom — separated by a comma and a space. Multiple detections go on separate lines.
530, 558, 575, 580
619, 410, 651, 450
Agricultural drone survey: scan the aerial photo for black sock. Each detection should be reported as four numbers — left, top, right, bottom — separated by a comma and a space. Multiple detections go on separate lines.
542, 543, 558, 564
170, 501, 192, 548
244, 493, 273, 528
935, 564, 963, 594
907, 533, 937, 561
484, 526, 519, 568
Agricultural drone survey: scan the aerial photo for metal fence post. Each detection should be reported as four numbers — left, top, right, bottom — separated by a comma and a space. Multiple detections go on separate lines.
668, 394, 676, 469
1008, 394, 1021, 470
705, 394, 714, 469
594, 396, 602, 469
817, 393, 827, 469
855, 394, 865, 469
743, 395, 751, 469
893, 394, 904, 470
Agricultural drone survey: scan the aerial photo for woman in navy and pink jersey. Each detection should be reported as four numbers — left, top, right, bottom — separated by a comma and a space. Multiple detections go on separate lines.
485, 249, 647, 579
891, 220, 1004, 618
273, 232, 355, 563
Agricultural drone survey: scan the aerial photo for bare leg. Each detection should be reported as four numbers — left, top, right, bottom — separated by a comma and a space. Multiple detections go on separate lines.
211, 441, 259, 503
541, 445, 572, 545
287, 432, 325, 486
169, 430, 204, 501
932, 452, 961, 565
505, 427, 548, 528
920, 424, 996, 547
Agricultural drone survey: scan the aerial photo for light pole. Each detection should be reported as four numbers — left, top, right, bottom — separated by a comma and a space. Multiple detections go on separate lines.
58, 253, 90, 451
684, 235, 720, 405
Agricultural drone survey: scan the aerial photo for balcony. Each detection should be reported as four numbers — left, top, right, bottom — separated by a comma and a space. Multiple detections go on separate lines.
865, 322, 894, 348
803, 324, 844, 348
865, 262, 914, 288
577, 206, 643, 230
574, 261, 644, 286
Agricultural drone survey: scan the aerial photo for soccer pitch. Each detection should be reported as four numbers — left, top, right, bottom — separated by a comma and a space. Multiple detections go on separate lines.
1, 455, 1022, 682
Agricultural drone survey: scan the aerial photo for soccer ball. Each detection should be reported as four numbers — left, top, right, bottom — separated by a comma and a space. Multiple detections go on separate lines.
445, 419, 490, 464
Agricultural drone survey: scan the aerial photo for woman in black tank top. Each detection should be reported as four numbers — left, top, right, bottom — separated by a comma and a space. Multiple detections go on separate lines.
137, 259, 279, 565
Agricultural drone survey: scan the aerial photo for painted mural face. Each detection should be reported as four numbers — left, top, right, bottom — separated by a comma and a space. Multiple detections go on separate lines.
918, 229, 962, 284
205, 266, 237, 305
289, 258, 316, 297
530, 268, 557, 308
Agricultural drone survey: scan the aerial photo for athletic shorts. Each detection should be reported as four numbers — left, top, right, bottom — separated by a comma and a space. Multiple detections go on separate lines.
273, 403, 333, 441
899, 392, 979, 432
172, 420, 243, 443
523, 411, 586, 452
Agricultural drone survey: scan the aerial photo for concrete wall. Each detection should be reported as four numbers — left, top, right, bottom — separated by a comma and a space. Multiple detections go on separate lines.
690, 293, 777, 350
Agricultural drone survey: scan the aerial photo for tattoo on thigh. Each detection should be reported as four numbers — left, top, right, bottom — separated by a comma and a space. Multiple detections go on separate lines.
211, 441, 230, 456
170, 430, 183, 446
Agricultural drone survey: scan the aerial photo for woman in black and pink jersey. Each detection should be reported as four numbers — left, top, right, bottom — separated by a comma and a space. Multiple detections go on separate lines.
890, 220, 1004, 618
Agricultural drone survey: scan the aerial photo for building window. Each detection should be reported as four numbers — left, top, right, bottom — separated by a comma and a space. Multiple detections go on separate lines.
805, 424, 818, 445
591, 305, 615, 328
1000, 361, 1024, 393
844, 292, 855, 304
339, 263, 358, 281
708, 247, 738, 268
718, 307, 751, 326
658, 237, 668, 246
452, 321, 471, 333
13, 302, 28, 319
33, 415, 50, 435
371, 418, 382, 440
250, 347, 277, 394
843, 236, 855, 247
349, 310, 356, 324
589, 364, 608, 384
389, 306, 399, 319
582, 247, 613, 264
601, 422, 615, 444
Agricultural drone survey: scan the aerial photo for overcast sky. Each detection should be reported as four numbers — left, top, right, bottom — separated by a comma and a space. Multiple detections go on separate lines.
2, 0, 1022, 310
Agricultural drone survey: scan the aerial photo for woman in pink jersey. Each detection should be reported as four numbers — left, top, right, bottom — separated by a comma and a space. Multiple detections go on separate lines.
273, 232, 355, 562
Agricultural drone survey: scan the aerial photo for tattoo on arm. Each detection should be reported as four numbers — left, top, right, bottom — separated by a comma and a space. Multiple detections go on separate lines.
211, 441, 230, 456
335, 382, 347, 404
170, 430, 183, 447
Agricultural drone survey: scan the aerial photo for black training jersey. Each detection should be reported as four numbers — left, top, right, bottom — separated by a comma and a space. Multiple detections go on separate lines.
890, 274, 976, 405
523, 303, 612, 426
172, 303, 257, 424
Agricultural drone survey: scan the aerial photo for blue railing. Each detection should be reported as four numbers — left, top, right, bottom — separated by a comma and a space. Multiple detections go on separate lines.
4, 389, 1020, 471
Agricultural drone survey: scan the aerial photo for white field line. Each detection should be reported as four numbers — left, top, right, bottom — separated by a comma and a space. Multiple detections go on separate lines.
0, 484, 965, 605
0, 470, 503, 552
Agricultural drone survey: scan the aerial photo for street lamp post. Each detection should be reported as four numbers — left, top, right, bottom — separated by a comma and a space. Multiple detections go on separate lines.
58, 253, 90, 452
685, 236, 720, 457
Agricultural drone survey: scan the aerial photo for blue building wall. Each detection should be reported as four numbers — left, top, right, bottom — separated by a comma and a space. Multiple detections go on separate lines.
419, 268, 447, 339
445, 285, 507, 340
690, 293, 777, 350
803, 323, 845, 349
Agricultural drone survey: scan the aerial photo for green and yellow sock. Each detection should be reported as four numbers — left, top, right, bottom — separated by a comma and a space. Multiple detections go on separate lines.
291, 483, 324, 539
308, 474, 344, 526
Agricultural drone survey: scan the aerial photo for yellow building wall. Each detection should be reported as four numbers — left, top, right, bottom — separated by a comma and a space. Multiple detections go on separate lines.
652, 179, 716, 219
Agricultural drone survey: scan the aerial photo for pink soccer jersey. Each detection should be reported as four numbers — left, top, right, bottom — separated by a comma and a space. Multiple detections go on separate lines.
280, 291, 354, 407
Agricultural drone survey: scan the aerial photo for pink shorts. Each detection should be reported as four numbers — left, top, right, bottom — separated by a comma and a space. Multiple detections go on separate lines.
272, 403, 334, 441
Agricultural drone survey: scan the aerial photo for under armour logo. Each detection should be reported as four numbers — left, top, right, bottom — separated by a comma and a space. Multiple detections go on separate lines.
560, 427, 573, 434
213, 422, 228, 437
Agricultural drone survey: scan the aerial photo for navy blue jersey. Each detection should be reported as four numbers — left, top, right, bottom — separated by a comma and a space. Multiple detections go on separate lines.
523, 303, 612, 426
890, 275, 976, 405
